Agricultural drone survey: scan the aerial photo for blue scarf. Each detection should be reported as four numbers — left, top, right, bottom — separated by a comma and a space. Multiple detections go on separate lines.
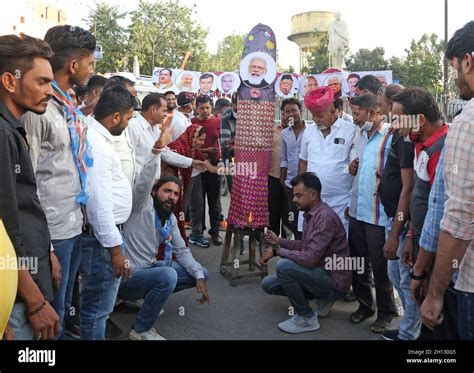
51, 81, 93, 205
154, 211, 173, 267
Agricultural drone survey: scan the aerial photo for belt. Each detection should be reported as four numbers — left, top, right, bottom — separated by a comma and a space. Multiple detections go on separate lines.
83, 224, 124, 236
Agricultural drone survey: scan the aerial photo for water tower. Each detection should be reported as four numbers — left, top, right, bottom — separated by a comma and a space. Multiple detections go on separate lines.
288, 11, 336, 72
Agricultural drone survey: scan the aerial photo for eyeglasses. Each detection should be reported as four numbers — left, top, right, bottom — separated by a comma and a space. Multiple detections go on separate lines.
377, 86, 386, 96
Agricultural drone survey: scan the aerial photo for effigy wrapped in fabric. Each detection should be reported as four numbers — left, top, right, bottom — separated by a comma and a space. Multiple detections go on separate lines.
228, 24, 277, 229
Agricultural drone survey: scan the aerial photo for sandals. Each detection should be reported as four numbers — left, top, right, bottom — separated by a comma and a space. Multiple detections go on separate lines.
371, 319, 391, 334
350, 307, 375, 324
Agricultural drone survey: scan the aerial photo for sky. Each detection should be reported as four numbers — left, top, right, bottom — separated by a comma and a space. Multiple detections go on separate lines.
65, 0, 474, 71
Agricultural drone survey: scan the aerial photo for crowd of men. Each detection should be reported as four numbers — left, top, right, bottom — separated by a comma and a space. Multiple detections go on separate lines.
0, 21, 473, 341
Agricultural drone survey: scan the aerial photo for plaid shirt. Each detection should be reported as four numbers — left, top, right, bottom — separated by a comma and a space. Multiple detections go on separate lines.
220, 108, 236, 160
441, 98, 474, 293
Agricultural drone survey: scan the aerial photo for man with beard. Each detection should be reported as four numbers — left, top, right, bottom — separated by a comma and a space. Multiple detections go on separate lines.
121, 176, 210, 340
420, 21, 474, 341
243, 55, 270, 88
22, 25, 96, 339
80, 86, 134, 340
0, 34, 60, 340
346, 94, 397, 334
164, 91, 177, 114
261, 173, 351, 333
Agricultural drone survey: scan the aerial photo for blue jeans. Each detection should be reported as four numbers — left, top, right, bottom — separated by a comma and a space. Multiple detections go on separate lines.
8, 303, 34, 340
118, 261, 209, 333
51, 235, 82, 339
261, 259, 344, 318
386, 218, 421, 340
457, 290, 474, 340
79, 233, 123, 340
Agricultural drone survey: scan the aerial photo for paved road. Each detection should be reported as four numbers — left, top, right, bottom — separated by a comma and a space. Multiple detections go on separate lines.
111, 194, 400, 340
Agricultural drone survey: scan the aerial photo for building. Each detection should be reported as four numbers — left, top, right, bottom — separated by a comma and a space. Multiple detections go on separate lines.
288, 11, 336, 72
0, 0, 67, 38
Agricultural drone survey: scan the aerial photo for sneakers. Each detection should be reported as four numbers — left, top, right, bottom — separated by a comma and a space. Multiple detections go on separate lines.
211, 234, 223, 246
382, 329, 401, 341
278, 313, 320, 334
189, 236, 210, 248
314, 299, 335, 317
129, 327, 166, 341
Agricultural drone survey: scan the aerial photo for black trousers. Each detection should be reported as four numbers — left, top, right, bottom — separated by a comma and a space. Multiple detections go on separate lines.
268, 176, 288, 238
419, 282, 459, 340
349, 218, 396, 322
200, 172, 221, 236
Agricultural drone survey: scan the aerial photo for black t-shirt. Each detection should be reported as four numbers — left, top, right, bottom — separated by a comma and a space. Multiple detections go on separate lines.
0, 103, 53, 303
380, 131, 415, 218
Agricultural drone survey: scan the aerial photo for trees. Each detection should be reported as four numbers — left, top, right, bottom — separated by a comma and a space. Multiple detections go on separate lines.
339, 34, 444, 93
400, 33, 445, 93
345, 47, 388, 72
86, 2, 127, 73
86, 0, 211, 75
302, 34, 330, 74
210, 34, 246, 72
128, 0, 210, 75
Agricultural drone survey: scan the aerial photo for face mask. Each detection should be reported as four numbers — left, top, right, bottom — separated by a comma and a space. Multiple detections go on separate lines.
360, 121, 373, 132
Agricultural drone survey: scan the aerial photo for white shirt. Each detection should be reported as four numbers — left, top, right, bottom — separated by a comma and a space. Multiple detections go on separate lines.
348, 126, 369, 217
299, 117, 356, 230
170, 110, 191, 141
86, 117, 133, 248
111, 131, 135, 185
128, 113, 193, 180
128, 114, 161, 177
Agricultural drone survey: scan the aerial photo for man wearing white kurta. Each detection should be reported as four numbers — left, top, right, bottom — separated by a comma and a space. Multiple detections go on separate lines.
299, 87, 355, 233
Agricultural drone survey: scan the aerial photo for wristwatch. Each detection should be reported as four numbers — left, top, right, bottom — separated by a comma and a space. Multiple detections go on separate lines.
409, 266, 426, 281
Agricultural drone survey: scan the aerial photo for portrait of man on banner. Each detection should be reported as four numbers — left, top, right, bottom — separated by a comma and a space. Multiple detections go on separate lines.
275, 73, 298, 98
240, 51, 277, 89
175, 70, 200, 92
218, 72, 241, 95
298, 75, 320, 98
198, 73, 217, 96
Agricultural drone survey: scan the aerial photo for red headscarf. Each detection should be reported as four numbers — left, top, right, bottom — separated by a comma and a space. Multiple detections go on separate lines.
304, 86, 334, 115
